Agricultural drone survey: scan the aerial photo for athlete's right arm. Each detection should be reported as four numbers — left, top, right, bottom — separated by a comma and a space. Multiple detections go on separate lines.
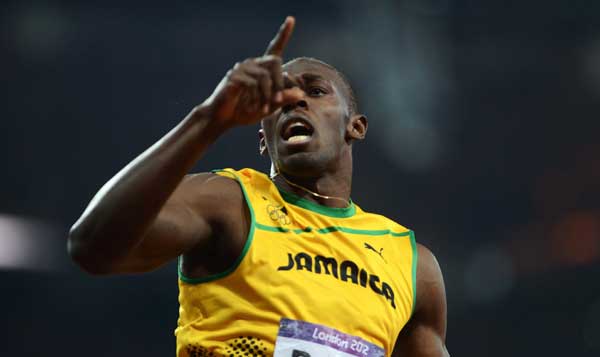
68, 16, 301, 275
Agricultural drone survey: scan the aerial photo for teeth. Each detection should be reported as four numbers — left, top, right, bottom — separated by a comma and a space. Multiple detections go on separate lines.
287, 135, 310, 143
290, 122, 307, 129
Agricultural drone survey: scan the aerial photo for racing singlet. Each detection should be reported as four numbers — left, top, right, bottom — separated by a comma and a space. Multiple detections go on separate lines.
175, 168, 418, 357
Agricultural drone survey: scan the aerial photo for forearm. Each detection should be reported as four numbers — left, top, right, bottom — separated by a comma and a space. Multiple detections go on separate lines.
68, 16, 298, 273
68, 105, 222, 272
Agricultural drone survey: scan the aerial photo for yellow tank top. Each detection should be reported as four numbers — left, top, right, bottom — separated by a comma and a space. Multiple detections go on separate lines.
175, 168, 417, 357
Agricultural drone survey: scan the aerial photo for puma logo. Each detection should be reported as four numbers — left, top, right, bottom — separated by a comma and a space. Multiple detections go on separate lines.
364, 243, 386, 262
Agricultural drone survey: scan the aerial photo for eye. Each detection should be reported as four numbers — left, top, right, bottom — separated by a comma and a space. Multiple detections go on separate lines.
307, 87, 327, 97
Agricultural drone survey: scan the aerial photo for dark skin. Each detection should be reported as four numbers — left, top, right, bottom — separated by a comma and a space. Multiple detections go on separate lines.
68, 16, 449, 357
260, 59, 360, 208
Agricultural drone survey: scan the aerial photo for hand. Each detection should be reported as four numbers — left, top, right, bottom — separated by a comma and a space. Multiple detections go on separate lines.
202, 16, 303, 127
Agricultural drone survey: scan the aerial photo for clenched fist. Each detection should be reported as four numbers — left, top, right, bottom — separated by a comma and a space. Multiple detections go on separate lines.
202, 16, 303, 128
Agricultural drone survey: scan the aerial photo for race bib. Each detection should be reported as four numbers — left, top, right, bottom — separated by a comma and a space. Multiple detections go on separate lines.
273, 318, 385, 357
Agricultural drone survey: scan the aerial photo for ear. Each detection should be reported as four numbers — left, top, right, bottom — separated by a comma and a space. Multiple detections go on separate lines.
346, 114, 368, 141
258, 128, 268, 156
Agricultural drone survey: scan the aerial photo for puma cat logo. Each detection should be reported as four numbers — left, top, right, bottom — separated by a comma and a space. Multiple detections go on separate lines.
364, 243, 386, 262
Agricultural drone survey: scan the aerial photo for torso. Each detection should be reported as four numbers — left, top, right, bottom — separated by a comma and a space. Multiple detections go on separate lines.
176, 168, 418, 357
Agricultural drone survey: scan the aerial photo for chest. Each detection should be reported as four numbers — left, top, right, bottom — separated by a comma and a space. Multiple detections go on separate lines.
232, 225, 413, 348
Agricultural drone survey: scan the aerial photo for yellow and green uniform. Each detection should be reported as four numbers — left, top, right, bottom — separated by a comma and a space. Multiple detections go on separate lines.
175, 168, 418, 357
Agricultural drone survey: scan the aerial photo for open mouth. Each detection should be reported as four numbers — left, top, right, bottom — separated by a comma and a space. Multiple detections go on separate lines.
280, 117, 314, 144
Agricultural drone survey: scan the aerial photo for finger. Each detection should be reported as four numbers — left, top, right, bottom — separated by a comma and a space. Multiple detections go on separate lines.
282, 72, 297, 89
257, 55, 284, 95
230, 71, 258, 88
268, 87, 303, 114
230, 71, 261, 110
243, 65, 272, 110
271, 87, 304, 111
241, 87, 260, 115
265, 16, 295, 57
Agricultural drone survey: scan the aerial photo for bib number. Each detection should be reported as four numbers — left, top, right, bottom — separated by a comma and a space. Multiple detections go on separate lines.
273, 318, 385, 357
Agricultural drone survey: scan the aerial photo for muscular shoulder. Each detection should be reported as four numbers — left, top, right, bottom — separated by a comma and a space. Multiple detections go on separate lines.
416, 244, 444, 290
172, 171, 250, 244
177, 172, 251, 277
414, 243, 446, 315
392, 242, 449, 356
178, 172, 245, 217
181, 172, 243, 196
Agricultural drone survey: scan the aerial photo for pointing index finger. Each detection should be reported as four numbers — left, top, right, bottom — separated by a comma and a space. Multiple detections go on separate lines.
265, 16, 295, 57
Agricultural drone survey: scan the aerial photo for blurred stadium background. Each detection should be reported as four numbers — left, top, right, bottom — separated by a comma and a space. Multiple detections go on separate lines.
2, 0, 600, 356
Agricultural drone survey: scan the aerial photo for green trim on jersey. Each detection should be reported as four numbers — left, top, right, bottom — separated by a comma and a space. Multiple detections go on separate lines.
277, 188, 356, 218
315, 226, 411, 236
409, 230, 418, 316
255, 222, 313, 234
178, 170, 256, 284
256, 221, 411, 237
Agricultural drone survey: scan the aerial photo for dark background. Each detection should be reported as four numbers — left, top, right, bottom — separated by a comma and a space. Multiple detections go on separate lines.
2, 0, 600, 356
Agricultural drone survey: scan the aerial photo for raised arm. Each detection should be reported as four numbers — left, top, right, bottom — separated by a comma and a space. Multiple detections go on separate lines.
393, 244, 450, 357
68, 16, 302, 275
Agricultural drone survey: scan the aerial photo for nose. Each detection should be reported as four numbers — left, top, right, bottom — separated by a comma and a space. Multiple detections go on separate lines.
281, 72, 308, 112
282, 98, 307, 113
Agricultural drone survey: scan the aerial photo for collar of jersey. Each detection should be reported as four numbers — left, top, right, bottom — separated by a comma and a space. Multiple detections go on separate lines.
277, 187, 356, 218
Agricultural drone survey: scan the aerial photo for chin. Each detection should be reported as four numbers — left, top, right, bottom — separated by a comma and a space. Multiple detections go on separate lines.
276, 152, 333, 178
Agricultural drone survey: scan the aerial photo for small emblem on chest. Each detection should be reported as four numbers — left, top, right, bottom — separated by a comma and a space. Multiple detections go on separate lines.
263, 196, 291, 225
364, 243, 386, 263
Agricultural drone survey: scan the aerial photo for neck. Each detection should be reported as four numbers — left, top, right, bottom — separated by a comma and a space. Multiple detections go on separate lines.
271, 155, 353, 209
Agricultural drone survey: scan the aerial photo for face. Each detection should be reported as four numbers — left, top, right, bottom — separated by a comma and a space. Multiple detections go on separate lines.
260, 59, 354, 178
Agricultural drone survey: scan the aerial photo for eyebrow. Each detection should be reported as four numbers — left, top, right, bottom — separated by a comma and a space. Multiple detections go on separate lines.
301, 73, 328, 82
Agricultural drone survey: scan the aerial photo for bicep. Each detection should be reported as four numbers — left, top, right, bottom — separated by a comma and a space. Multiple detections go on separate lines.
111, 173, 222, 273
393, 244, 449, 357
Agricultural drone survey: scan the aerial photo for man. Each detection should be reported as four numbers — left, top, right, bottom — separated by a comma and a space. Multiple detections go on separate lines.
68, 17, 449, 357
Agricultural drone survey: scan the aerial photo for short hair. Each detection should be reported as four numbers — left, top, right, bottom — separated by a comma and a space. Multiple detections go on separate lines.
283, 57, 358, 115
